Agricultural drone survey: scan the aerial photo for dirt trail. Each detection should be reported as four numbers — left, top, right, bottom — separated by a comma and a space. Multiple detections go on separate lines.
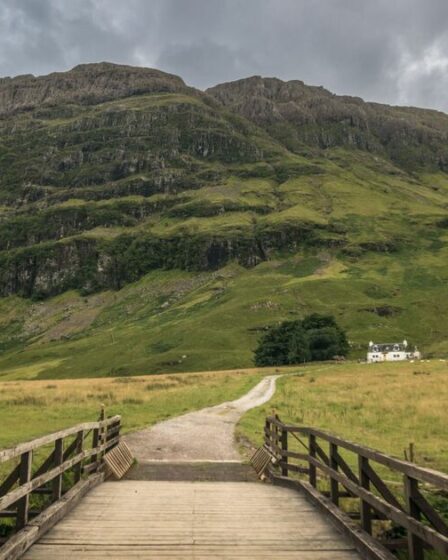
125, 376, 278, 463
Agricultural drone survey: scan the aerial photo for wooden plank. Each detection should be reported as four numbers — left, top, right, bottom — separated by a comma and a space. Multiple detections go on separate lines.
16, 452, 32, 530
0, 464, 20, 497
330, 442, 339, 506
32, 450, 55, 480
280, 428, 288, 477
404, 476, 424, 560
362, 461, 403, 511
308, 455, 448, 555
0, 474, 103, 560
73, 431, 84, 484
51, 439, 63, 503
0, 437, 119, 512
0, 417, 120, 464
413, 489, 448, 536
359, 456, 373, 534
271, 474, 396, 560
334, 450, 359, 486
22, 481, 362, 560
266, 419, 448, 490
309, 433, 317, 488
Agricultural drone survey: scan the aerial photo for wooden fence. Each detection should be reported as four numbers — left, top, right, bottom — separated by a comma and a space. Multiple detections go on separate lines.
0, 412, 121, 560
264, 415, 448, 560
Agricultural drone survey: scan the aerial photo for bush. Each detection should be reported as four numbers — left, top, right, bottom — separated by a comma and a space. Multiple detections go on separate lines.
254, 314, 349, 366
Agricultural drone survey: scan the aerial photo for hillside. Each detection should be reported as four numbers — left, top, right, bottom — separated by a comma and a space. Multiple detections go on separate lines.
0, 63, 447, 379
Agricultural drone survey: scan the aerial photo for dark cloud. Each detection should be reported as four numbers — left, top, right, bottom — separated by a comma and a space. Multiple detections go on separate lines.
1, 0, 448, 111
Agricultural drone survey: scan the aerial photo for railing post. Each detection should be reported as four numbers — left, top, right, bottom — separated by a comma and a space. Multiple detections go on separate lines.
16, 450, 32, 530
405, 475, 424, 560
264, 418, 270, 448
100, 406, 106, 456
273, 415, 279, 459
92, 426, 100, 473
52, 438, 64, 502
92, 406, 106, 472
329, 442, 339, 506
113, 418, 121, 447
358, 455, 372, 534
73, 430, 84, 483
309, 433, 317, 488
281, 426, 288, 477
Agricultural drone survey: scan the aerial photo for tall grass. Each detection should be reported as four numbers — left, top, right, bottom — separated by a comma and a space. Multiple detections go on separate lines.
0, 368, 270, 449
239, 360, 448, 473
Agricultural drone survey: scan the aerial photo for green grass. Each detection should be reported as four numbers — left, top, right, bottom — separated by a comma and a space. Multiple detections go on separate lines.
1, 87, 448, 380
238, 361, 448, 473
1, 227, 448, 378
0, 368, 271, 449
238, 361, 448, 559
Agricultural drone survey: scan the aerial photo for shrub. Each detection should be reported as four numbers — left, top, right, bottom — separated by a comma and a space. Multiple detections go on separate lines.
254, 313, 349, 366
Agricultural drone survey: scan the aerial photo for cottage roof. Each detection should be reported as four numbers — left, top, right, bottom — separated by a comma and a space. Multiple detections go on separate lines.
369, 342, 407, 352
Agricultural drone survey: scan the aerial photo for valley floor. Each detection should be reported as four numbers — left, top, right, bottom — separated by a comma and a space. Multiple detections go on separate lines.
1, 360, 446, 474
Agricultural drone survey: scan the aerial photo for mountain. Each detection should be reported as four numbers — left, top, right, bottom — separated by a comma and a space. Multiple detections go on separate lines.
207, 75, 448, 170
0, 63, 447, 379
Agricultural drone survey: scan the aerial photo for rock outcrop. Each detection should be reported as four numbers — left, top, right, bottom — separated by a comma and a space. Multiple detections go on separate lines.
207, 76, 448, 170
0, 62, 192, 115
0, 63, 447, 299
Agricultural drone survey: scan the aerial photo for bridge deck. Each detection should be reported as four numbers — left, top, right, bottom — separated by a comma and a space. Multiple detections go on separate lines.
23, 481, 361, 559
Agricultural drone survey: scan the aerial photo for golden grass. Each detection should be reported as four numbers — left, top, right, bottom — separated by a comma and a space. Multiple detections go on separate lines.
0, 367, 285, 449
239, 360, 448, 473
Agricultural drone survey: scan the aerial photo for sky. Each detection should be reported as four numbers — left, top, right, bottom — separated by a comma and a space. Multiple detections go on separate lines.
1, 0, 448, 112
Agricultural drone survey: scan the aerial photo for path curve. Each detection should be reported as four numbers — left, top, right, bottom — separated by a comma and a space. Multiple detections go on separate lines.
125, 375, 278, 462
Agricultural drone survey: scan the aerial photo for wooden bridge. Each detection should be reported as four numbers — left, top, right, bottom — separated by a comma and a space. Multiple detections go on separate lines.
0, 414, 447, 560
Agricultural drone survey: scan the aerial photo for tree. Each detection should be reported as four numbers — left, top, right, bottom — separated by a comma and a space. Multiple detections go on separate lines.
254, 321, 298, 366
254, 314, 349, 366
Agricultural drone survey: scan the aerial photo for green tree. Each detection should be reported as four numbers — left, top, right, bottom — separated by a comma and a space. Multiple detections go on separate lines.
254, 314, 349, 366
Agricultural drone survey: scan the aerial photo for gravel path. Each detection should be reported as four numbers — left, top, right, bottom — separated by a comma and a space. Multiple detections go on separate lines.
125, 376, 278, 463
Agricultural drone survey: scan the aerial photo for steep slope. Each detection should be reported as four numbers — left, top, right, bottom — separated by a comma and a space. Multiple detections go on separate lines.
207, 76, 448, 170
0, 64, 447, 378
0, 62, 192, 114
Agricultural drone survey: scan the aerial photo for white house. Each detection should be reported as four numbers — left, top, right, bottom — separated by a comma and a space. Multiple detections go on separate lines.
367, 340, 421, 363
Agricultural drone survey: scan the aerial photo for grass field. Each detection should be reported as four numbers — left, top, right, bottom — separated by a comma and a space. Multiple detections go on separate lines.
237, 360, 448, 560
1, 360, 447, 558
238, 360, 448, 473
2, 360, 447, 476
0, 367, 274, 449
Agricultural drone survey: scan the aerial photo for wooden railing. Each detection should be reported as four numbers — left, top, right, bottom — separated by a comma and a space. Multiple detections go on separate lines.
264, 416, 448, 560
0, 412, 121, 560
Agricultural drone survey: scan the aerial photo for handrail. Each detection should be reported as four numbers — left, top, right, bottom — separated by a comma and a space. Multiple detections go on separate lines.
0, 416, 121, 463
264, 416, 448, 560
0, 411, 122, 559
266, 416, 448, 490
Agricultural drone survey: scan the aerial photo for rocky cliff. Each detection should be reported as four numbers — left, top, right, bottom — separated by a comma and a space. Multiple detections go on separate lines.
0, 63, 447, 300
0, 62, 193, 115
207, 76, 448, 170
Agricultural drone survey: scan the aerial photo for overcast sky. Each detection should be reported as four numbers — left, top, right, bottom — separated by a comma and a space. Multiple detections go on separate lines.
1, 0, 448, 111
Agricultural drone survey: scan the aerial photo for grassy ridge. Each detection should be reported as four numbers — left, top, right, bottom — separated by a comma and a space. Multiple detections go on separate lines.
1, 233, 447, 379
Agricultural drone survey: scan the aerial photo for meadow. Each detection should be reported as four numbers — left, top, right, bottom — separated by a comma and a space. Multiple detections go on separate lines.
1, 360, 447, 477
238, 360, 448, 473
1, 360, 447, 559
0, 367, 271, 449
